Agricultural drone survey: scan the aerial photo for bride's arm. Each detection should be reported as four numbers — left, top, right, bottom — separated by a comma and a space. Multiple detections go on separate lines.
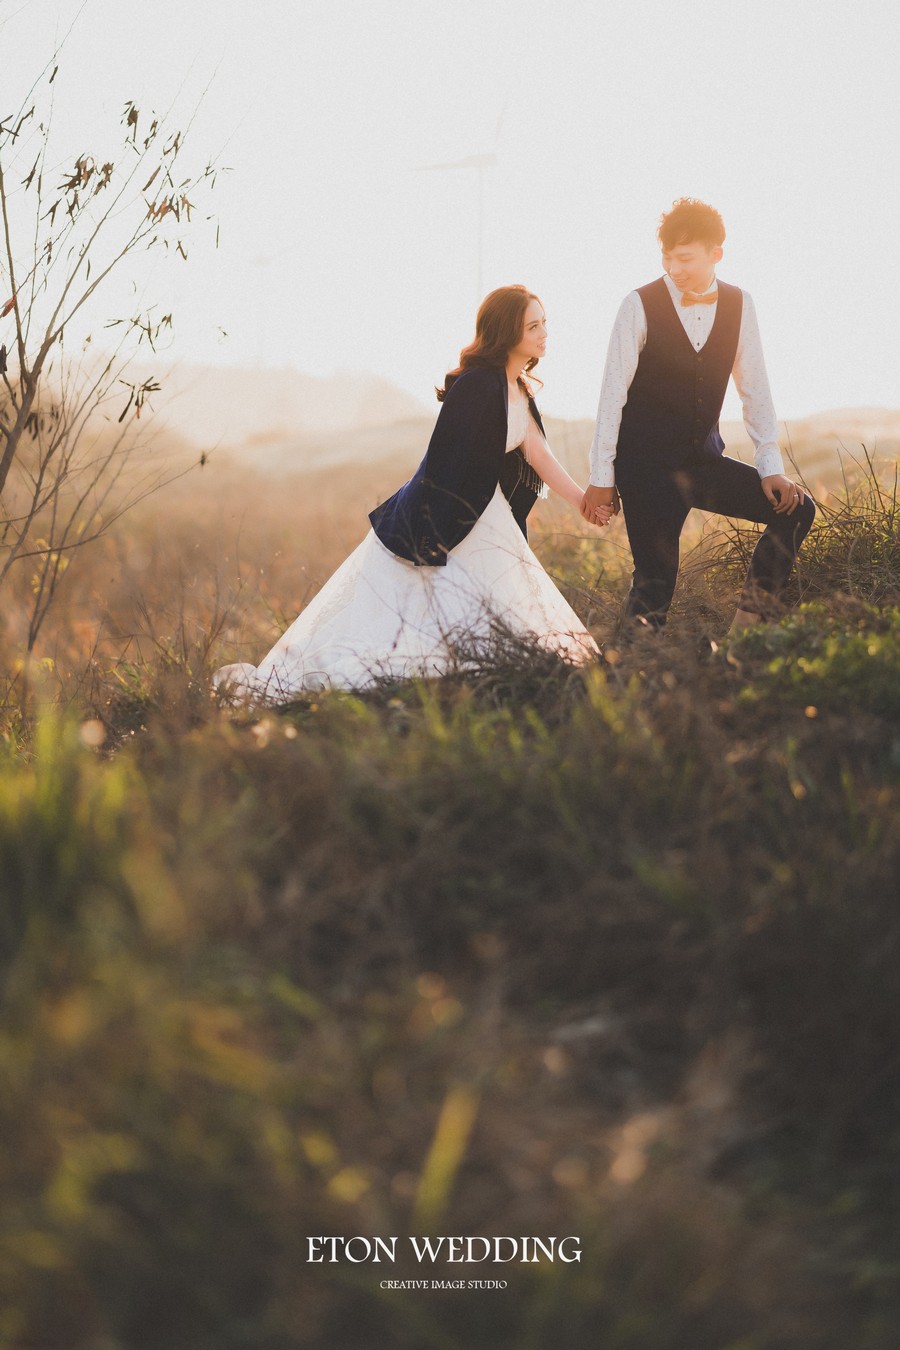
523, 421, 611, 518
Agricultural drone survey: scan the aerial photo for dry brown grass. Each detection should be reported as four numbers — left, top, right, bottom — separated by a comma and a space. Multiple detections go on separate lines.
1, 425, 898, 1349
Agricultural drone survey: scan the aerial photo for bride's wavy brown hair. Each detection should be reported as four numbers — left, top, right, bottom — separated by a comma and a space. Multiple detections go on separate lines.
437, 284, 544, 402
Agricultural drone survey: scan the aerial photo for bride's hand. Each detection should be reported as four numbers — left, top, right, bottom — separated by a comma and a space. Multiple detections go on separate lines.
580, 485, 618, 527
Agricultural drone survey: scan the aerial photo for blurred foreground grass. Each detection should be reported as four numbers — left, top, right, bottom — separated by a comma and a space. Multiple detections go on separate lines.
0, 449, 898, 1349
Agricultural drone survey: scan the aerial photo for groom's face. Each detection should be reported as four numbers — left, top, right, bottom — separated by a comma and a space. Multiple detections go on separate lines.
661, 240, 723, 293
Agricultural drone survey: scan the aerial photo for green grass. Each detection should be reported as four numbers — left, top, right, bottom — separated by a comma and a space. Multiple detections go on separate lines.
0, 462, 898, 1348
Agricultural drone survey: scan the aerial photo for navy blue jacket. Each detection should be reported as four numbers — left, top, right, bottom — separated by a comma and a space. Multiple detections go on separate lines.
369, 366, 546, 566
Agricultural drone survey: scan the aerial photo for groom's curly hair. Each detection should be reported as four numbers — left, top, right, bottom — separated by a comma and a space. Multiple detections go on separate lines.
658, 198, 726, 250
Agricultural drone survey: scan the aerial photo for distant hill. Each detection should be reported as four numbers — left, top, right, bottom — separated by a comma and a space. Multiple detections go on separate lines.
136, 359, 899, 490
719, 407, 900, 487
552, 409, 900, 487
140, 361, 431, 449
228, 407, 900, 487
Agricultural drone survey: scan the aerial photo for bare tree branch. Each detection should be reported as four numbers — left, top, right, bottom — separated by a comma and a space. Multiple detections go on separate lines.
0, 56, 218, 648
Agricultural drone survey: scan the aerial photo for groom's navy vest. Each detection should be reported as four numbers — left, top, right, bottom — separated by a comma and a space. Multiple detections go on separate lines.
615, 276, 743, 480
369, 367, 544, 566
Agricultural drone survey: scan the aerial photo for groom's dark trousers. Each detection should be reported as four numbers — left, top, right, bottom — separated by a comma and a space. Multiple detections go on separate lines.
617, 451, 816, 627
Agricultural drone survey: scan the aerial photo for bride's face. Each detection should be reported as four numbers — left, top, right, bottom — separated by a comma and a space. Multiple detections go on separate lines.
508, 298, 547, 369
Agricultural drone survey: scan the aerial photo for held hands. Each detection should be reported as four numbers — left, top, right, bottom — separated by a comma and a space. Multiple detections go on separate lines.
761, 474, 806, 514
580, 484, 620, 528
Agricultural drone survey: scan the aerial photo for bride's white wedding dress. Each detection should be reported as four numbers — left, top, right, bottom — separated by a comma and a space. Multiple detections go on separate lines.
213, 400, 598, 702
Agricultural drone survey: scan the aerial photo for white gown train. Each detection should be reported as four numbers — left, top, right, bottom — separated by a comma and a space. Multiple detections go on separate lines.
214, 403, 598, 702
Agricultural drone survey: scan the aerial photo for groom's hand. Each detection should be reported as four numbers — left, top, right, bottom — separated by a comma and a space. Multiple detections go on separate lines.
581, 485, 619, 527
761, 474, 805, 515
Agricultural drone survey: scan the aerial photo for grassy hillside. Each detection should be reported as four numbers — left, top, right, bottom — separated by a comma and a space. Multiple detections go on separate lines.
0, 443, 898, 1349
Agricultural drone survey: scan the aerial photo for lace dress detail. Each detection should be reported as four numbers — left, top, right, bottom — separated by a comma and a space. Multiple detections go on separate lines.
214, 397, 598, 701
506, 394, 548, 499
506, 395, 528, 451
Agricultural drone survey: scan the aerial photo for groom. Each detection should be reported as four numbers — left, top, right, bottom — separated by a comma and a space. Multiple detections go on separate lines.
581, 198, 815, 632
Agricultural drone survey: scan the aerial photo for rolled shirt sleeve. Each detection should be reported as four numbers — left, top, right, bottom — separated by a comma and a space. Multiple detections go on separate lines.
733, 291, 785, 480
588, 292, 645, 487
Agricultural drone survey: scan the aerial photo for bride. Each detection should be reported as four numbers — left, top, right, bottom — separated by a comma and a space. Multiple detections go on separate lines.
213, 285, 612, 702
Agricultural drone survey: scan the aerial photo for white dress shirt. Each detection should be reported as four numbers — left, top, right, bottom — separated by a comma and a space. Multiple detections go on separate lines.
588, 272, 785, 487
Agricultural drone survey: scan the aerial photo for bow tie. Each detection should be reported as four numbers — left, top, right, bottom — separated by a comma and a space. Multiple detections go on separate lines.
681, 290, 718, 307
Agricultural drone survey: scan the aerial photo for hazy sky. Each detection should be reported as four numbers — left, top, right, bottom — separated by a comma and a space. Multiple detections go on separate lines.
3, 0, 899, 422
